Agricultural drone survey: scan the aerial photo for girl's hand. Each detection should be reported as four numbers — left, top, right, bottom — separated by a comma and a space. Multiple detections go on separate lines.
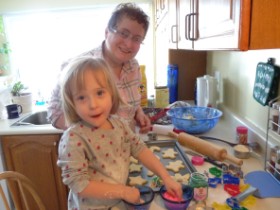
122, 186, 141, 204
163, 177, 183, 200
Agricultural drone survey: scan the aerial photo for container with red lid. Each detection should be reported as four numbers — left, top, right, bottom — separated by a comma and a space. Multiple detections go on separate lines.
236, 126, 248, 145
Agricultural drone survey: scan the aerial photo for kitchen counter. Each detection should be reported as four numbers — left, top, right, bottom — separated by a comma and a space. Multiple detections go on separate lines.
0, 108, 63, 135
146, 135, 278, 210
0, 108, 279, 210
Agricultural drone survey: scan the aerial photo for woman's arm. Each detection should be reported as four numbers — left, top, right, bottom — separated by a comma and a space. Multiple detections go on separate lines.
134, 107, 151, 133
51, 113, 67, 130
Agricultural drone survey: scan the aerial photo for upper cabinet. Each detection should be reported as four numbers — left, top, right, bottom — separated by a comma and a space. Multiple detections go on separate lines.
155, 0, 178, 49
172, 0, 280, 50
155, 0, 169, 26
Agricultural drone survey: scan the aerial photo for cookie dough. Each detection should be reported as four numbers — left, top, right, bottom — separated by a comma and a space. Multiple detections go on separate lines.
166, 160, 185, 172
172, 173, 190, 183
130, 156, 139, 164
162, 148, 178, 159
149, 146, 161, 152
128, 176, 148, 186
129, 164, 142, 173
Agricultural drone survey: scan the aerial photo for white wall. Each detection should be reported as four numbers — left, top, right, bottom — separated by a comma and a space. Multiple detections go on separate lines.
207, 49, 280, 135
0, 0, 152, 13
0, 0, 155, 98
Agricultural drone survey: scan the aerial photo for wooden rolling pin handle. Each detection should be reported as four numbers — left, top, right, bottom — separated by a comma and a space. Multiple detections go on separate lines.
169, 131, 243, 166
223, 153, 243, 166
169, 131, 227, 161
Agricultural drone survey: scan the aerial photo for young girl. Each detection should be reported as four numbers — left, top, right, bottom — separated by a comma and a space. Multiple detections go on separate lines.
57, 57, 182, 209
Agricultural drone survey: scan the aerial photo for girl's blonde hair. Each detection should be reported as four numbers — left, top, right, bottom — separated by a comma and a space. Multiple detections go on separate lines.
60, 57, 124, 126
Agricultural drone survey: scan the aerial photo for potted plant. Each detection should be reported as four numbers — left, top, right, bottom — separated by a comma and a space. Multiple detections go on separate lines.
11, 81, 25, 96
10, 81, 33, 113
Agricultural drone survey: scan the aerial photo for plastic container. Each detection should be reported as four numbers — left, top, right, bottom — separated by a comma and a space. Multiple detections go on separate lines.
155, 86, 169, 108
139, 65, 148, 107
167, 64, 178, 104
159, 184, 193, 210
236, 126, 248, 145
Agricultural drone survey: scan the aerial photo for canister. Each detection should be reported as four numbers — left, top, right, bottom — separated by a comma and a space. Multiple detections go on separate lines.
155, 86, 169, 108
236, 126, 248, 145
167, 64, 178, 104
269, 145, 279, 173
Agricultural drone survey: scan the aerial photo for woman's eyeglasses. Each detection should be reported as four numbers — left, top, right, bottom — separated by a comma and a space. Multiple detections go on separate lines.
110, 28, 144, 45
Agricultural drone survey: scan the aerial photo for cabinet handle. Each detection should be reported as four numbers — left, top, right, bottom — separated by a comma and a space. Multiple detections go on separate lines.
185, 13, 198, 41
171, 25, 178, 43
185, 14, 190, 40
160, 0, 165, 11
53, 141, 57, 146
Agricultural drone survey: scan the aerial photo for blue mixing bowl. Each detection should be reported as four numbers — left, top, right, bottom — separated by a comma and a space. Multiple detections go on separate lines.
159, 184, 194, 210
166, 106, 223, 134
123, 186, 154, 210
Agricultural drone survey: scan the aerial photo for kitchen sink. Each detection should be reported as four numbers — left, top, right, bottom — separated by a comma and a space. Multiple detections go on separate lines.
11, 110, 51, 126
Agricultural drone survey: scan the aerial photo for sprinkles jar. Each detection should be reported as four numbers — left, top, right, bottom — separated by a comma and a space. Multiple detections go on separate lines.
236, 126, 248, 145
189, 172, 208, 202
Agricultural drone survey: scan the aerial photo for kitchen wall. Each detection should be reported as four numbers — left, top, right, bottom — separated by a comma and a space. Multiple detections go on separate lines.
207, 49, 280, 140
0, 0, 151, 13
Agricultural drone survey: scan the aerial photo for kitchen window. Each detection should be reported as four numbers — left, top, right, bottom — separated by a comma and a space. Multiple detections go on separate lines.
2, 3, 154, 102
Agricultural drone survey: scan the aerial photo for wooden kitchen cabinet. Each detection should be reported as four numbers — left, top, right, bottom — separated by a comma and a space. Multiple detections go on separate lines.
177, 0, 280, 50
1, 134, 67, 210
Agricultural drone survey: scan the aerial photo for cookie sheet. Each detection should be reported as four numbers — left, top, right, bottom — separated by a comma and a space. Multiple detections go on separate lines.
128, 140, 197, 192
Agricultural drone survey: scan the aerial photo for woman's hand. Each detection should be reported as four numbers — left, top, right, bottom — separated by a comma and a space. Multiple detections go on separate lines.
135, 107, 151, 133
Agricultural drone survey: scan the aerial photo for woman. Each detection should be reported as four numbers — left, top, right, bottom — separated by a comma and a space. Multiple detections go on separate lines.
48, 3, 151, 133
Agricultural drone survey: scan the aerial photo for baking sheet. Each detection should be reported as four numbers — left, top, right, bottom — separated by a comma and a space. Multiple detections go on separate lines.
128, 140, 196, 192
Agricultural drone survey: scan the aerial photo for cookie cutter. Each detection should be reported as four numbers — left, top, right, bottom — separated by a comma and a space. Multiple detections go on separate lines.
208, 177, 222, 188
223, 174, 240, 185
209, 167, 222, 177
226, 185, 258, 209
224, 184, 240, 196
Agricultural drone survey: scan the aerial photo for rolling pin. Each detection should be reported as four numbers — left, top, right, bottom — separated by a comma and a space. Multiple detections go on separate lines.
169, 131, 243, 166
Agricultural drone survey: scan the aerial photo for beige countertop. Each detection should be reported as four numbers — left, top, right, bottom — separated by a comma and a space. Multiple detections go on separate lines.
144, 134, 279, 210
0, 108, 63, 135
0, 108, 279, 209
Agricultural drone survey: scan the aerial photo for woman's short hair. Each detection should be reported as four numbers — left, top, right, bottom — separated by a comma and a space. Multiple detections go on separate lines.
107, 2, 150, 36
60, 57, 123, 125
